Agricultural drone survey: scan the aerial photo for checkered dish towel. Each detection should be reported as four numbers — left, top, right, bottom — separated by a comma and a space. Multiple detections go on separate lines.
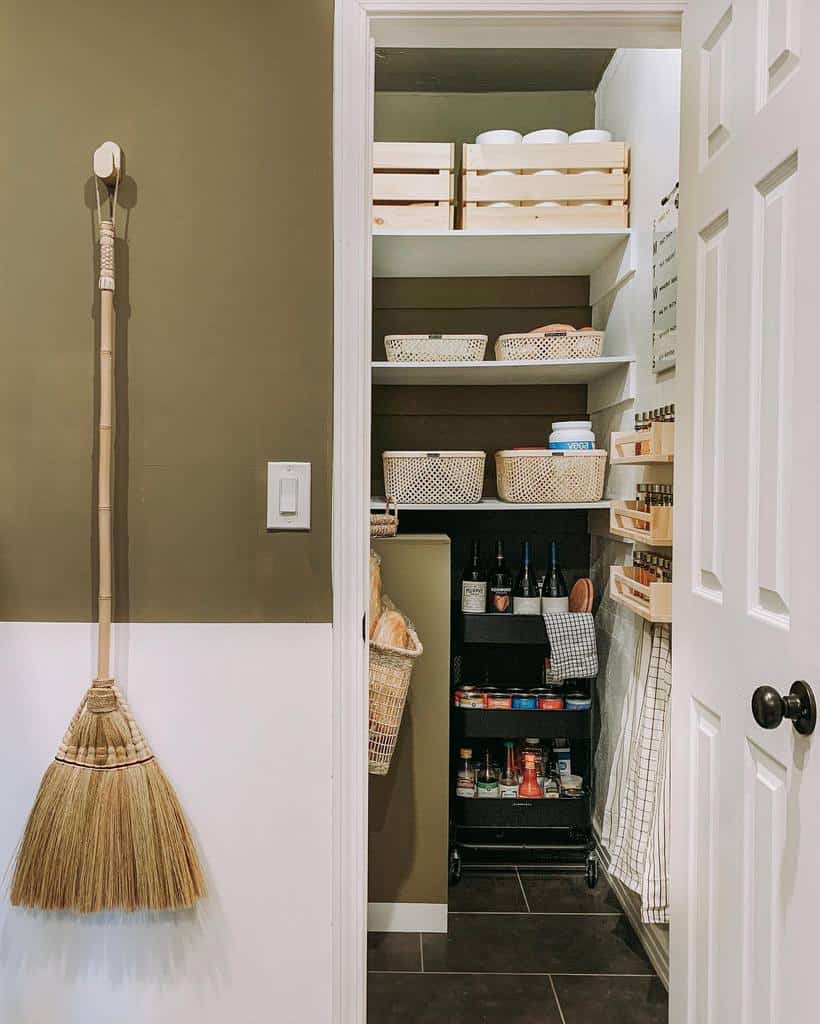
542, 612, 598, 681
602, 621, 671, 925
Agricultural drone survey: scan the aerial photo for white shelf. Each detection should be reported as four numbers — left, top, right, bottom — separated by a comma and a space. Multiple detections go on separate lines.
372, 357, 633, 386
370, 497, 611, 512
372, 228, 631, 278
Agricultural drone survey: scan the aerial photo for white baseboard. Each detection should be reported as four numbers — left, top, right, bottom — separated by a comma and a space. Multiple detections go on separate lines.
367, 902, 447, 933
594, 829, 669, 991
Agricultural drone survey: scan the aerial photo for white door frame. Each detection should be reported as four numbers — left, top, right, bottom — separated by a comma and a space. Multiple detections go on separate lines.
331, 3, 686, 1022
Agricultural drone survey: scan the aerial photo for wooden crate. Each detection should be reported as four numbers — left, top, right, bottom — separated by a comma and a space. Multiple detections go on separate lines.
610, 500, 673, 546
609, 565, 672, 623
610, 421, 675, 464
460, 142, 629, 230
373, 142, 455, 231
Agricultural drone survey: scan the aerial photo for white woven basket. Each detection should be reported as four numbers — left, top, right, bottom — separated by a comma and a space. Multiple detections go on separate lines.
369, 619, 423, 776
383, 450, 486, 504
384, 334, 488, 363
495, 330, 604, 361
496, 449, 607, 503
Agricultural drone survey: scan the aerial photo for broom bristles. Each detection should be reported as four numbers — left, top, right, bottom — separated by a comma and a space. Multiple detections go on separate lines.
10, 685, 206, 913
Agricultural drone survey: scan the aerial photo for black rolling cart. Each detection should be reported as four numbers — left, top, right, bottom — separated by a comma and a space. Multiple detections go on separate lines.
448, 610, 598, 888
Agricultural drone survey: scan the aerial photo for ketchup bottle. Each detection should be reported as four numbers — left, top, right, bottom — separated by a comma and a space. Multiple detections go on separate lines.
518, 752, 543, 798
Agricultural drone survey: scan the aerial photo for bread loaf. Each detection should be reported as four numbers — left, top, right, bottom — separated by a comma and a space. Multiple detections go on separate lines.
528, 323, 575, 335
371, 609, 410, 650
369, 551, 382, 639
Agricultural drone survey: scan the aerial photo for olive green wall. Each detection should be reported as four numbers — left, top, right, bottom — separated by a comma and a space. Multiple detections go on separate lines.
1, 0, 333, 623
369, 535, 451, 908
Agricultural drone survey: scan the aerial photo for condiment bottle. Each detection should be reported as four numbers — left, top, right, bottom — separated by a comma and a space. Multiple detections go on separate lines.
456, 748, 476, 798
518, 753, 543, 799
499, 742, 519, 798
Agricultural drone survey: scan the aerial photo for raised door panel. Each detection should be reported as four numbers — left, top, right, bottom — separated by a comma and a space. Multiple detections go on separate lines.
758, 0, 800, 105
742, 741, 787, 1024
747, 154, 798, 627
692, 212, 729, 601
688, 701, 722, 1024
701, 7, 733, 164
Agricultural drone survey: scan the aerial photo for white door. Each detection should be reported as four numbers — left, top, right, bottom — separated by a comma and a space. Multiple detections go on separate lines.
672, 1, 820, 1023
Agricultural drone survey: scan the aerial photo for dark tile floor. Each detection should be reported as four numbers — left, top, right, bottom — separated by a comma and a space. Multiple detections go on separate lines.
368, 868, 668, 1023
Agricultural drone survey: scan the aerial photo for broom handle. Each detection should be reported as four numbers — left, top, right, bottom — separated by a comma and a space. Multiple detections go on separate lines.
96, 220, 115, 683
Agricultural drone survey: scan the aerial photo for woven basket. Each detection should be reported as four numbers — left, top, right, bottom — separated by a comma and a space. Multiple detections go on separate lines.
383, 450, 486, 504
495, 330, 604, 361
369, 621, 423, 776
496, 449, 607, 503
384, 334, 488, 363
370, 498, 399, 537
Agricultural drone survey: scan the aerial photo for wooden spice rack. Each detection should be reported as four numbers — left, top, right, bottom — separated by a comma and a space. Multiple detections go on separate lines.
459, 141, 629, 231
372, 142, 455, 231
610, 500, 673, 546
610, 421, 674, 464
609, 565, 672, 623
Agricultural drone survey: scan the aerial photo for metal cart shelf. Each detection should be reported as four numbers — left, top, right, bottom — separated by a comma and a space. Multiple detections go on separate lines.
449, 611, 598, 888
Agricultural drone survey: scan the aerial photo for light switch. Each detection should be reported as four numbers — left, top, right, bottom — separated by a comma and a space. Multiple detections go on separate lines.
267, 462, 310, 530
279, 476, 298, 514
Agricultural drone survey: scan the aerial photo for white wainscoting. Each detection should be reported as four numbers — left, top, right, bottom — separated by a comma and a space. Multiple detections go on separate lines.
0, 621, 333, 1024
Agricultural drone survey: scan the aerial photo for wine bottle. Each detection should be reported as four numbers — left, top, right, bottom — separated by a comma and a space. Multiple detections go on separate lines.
460, 538, 487, 613
541, 539, 569, 613
488, 538, 513, 614
513, 540, 541, 614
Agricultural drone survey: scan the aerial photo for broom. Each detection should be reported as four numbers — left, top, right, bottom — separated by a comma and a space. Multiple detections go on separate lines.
10, 143, 206, 913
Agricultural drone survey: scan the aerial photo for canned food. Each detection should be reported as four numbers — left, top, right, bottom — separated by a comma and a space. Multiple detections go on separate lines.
456, 686, 485, 709
565, 692, 592, 711
512, 691, 537, 710
485, 689, 513, 710
538, 695, 564, 710
532, 686, 563, 710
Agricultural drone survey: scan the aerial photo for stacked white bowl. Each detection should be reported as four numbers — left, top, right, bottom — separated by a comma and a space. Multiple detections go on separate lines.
522, 128, 569, 208
474, 130, 522, 207
568, 129, 613, 206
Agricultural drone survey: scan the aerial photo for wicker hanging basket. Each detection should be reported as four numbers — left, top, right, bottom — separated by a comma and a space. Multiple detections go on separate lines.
368, 612, 423, 776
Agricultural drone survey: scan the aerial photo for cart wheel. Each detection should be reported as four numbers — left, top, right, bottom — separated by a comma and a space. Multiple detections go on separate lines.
448, 848, 462, 886
586, 853, 599, 889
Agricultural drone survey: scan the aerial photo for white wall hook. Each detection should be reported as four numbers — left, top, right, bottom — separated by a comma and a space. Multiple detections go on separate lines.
93, 141, 122, 185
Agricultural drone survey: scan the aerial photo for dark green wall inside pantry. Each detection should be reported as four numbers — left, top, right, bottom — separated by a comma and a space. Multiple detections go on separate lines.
372, 276, 592, 498
396, 508, 592, 612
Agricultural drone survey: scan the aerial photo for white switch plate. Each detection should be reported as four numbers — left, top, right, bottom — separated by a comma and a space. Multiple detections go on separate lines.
267, 462, 311, 530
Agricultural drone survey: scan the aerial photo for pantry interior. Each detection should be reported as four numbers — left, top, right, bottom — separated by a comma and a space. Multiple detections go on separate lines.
366, 39, 680, 1015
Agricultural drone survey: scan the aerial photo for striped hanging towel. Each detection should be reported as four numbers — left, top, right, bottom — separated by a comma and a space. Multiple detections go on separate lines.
602, 621, 671, 925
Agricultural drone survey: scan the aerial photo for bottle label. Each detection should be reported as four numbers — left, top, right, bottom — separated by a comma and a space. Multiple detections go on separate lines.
514, 596, 542, 615
555, 754, 571, 776
490, 587, 512, 613
541, 596, 569, 613
549, 440, 594, 450
461, 581, 487, 613
477, 782, 500, 798
456, 777, 476, 798
499, 783, 519, 799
